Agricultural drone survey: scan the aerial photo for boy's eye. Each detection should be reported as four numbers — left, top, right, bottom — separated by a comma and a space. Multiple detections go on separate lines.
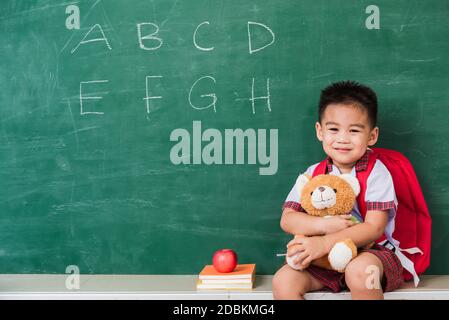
350, 130, 360, 133
329, 128, 338, 132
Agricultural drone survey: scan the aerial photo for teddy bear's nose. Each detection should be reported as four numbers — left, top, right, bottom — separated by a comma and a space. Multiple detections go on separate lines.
318, 187, 325, 192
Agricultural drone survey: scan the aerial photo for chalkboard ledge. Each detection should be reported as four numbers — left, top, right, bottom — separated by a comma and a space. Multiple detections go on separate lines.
0, 275, 447, 300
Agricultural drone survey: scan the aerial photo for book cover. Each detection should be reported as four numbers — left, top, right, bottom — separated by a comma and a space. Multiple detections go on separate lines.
196, 279, 254, 290
198, 263, 256, 280
200, 277, 254, 284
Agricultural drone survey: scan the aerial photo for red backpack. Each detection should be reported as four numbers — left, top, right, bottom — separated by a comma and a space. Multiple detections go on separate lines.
313, 148, 432, 286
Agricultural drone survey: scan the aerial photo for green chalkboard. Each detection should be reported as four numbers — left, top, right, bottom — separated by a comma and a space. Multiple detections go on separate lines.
1, 0, 448, 275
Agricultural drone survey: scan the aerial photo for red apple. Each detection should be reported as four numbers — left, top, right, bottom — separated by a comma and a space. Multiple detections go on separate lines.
212, 249, 238, 273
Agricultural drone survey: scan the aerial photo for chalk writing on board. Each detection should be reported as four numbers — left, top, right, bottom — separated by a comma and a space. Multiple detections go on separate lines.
71, 24, 112, 54
76, 77, 272, 116
247, 22, 275, 54
250, 78, 271, 114
79, 80, 109, 115
143, 75, 163, 117
193, 21, 214, 51
70, 21, 274, 54
137, 22, 163, 51
188, 76, 217, 113
69, 20, 276, 116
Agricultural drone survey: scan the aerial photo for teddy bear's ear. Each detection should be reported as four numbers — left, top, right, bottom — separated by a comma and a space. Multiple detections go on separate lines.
296, 174, 311, 198
339, 174, 360, 196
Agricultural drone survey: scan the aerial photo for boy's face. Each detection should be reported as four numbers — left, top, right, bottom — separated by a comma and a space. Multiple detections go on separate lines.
315, 103, 379, 172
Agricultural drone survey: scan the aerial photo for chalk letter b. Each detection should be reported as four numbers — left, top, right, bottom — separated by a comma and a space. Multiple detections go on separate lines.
137, 23, 163, 51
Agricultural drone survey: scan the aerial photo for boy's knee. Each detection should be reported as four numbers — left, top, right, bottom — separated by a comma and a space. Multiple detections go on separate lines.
345, 258, 382, 291
272, 271, 294, 299
272, 268, 308, 300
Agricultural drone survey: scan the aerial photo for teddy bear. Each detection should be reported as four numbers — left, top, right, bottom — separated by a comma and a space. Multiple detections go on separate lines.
286, 173, 363, 272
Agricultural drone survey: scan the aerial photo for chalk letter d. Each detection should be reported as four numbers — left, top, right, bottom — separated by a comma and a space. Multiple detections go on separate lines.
247, 22, 275, 54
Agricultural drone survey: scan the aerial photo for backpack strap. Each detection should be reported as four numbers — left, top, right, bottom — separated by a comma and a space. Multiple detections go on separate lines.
356, 149, 378, 220
312, 159, 328, 177
312, 150, 377, 221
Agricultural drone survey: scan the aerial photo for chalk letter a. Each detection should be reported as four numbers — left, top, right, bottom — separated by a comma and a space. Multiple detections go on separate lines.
71, 24, 112, 54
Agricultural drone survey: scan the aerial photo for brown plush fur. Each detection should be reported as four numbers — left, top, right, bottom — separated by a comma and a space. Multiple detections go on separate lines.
289, 174, 359, 272
300, 174, 356, 216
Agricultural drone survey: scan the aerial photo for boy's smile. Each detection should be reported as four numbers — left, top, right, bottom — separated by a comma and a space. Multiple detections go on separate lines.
315, 103, 379, 173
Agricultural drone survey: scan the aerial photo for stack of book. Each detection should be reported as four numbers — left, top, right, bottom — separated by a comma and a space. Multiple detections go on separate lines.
196, 263, 256, 291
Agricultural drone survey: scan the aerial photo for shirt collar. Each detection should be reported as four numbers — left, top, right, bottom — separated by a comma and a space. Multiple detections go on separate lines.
326, 149, 372, 173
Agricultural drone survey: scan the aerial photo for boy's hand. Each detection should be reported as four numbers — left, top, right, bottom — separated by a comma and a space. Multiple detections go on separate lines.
287, 236, 330, 267
319, 214, 356, 234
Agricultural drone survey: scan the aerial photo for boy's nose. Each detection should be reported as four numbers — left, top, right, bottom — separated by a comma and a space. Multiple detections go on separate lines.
336, 135, 350, 143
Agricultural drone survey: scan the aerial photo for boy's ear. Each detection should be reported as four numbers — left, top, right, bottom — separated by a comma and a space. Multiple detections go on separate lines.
368, 126, 379, 146
315, 122, 323, 141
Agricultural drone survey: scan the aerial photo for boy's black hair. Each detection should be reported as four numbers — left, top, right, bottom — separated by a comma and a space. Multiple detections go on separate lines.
318, 80, 378, 128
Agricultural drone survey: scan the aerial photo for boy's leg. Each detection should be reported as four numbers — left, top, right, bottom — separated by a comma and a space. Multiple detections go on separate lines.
344, 252, 384, 300
272, 264, 324, 300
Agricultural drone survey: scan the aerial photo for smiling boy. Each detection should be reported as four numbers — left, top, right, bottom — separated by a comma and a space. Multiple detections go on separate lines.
272, 81, 404, 300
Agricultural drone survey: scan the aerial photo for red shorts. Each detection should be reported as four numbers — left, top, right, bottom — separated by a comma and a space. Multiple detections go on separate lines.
307, 244, 404, 293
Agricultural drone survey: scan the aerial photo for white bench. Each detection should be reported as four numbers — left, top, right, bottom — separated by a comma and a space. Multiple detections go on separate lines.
0, 275, 447, 300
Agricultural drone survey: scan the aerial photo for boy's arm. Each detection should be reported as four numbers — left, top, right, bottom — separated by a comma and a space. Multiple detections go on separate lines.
280, 208, 354, 236
288, 210, 388, 267
322, 209, 388, 251
280, 208, 325, 236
